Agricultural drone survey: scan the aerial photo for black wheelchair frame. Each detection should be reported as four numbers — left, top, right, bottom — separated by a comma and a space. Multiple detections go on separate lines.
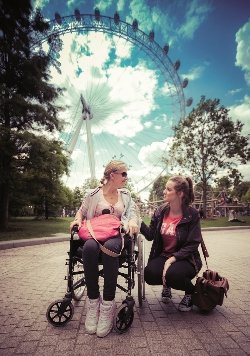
46, 228, 145, 333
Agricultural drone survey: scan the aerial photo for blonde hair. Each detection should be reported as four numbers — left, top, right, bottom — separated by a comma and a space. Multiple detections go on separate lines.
100, 160, 128, 185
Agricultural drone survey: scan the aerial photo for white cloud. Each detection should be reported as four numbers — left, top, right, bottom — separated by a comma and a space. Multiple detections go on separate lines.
228, 94, 250, 186
40, 11, 178, 194
229, 95, 250, 137
178, 0, 212, 39
126, 0, 211, 45
182, 64, 207, 81
235, 19, 250, 86
47, 31, 158, 143
228, 88, 242, 96
117, 0, 125, 12
138, 137, 173, 167
127, 0, 153, 33
244, 71, 250, 86
32, 0, 49, 9
95, 0, 113, 12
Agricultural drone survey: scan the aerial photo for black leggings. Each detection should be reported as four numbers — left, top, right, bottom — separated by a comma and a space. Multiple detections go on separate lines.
144, 255, 196, 294
82, 236, 122, 301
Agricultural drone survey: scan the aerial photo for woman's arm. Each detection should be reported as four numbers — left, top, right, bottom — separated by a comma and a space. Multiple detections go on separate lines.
69, 193, 90, 230
140, 211, 158, 241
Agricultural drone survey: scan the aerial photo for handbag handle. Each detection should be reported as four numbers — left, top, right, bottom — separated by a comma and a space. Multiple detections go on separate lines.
201, 235, 209, 269
193, 234, 209, 276
86, 219, 124, 257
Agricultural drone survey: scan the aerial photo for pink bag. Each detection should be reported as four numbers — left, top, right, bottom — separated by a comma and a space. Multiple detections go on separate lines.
78, 214, 121, 242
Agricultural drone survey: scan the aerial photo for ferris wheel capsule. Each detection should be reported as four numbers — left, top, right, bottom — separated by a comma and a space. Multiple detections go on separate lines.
74, 9, 81, 21
182, 78, 189, 88
186, 97, 193, 107
132, 19, 138, 32
94, 8, 101, 21
174, 60, 181, 71
162, 44, 169, 55
114, 12, 120, 25
55, 12, 62, 25
149, 31, 155, 42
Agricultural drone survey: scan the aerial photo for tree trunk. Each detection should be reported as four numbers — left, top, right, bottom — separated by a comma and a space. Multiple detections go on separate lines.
203, 181, 207, 219
45, 197, 49, 220
0, 184, 9, 230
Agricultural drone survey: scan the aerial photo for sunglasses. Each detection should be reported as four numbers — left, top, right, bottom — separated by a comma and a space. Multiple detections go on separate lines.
114, 171, 128, 178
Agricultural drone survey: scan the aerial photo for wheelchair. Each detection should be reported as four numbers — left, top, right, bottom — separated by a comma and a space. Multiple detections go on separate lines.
46, 227, 145, 333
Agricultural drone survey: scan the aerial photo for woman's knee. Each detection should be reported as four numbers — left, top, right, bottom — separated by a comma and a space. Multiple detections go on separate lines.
144, 265, 160, 285
103, 237, 122, 253
82, 239, 99, 257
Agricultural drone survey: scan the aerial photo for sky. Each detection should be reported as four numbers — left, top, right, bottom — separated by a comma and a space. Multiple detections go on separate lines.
32, 0, 250, 200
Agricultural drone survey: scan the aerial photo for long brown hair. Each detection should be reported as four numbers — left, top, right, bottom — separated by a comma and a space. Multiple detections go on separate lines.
169, 175, 194, 206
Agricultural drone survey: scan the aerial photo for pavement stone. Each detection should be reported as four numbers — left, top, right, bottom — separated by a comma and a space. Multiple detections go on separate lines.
0, 228, 249, 355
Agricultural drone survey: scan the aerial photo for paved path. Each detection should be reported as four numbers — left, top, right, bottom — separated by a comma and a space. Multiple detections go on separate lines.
0, 229, 250, 355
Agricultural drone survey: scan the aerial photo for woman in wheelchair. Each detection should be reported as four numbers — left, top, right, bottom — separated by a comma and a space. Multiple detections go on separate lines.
140, 175, 202, 312
70, 160, 139, 337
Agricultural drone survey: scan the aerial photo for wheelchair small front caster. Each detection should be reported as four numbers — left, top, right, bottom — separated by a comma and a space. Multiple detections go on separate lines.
46, 298, 74, 327
113, 301, 134, 333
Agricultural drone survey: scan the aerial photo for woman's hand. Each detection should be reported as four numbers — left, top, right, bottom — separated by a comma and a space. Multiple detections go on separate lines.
127, 219, 139, 236
162, 256, 176, 285
70, 217, 82, 231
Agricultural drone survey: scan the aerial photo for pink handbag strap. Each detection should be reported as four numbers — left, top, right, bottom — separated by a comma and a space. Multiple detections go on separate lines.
86, 219, 124, 257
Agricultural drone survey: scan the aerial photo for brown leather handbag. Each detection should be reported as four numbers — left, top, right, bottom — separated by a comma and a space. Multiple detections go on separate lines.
192, 269, 229, 312
192, 237, 230, 312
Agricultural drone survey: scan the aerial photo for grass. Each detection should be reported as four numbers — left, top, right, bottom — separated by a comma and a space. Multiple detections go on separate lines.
0, 215, 249, 242
0, 217, 73, 241
139, 216, 250, 228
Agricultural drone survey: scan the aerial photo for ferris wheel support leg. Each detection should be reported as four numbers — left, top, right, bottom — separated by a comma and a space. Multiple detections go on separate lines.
85, 117, 96, 179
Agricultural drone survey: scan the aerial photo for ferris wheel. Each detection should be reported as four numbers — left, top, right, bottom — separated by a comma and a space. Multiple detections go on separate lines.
32, 8, 192, 195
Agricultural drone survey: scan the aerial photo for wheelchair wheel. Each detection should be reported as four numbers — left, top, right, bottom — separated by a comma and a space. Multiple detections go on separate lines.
46, 299, 74, 327
113, 303, 134, 334
72, 259, 86, 301
137, 234, 145, 306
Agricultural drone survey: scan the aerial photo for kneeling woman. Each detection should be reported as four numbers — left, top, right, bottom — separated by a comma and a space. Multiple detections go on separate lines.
140, 175, 202, 311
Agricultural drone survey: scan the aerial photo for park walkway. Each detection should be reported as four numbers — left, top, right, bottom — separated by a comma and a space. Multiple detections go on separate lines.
0, 228, 249, 355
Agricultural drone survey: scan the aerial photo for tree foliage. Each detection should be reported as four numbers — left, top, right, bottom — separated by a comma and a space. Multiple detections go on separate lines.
0, 0, 65, 228
169, 96, 250, 217
233, 181, 250, 201
149, 175, 170, 202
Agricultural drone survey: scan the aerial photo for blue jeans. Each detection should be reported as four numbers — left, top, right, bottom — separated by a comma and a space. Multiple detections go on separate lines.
82, 236, 122, 301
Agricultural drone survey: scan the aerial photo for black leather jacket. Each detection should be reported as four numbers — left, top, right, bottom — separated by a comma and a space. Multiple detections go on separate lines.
140, 203, 202, 271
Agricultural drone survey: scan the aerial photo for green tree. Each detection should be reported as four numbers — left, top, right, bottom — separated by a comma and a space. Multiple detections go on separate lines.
149, 175, 170, 202
72, 187, 83, 211
169, 96, 250, 217
242, 188, 250, 202
21, 134, 69, 219
233, 181, 250, 201
0, 1, 64, 228
7, 133, 69, 218
81, 178, 99, 198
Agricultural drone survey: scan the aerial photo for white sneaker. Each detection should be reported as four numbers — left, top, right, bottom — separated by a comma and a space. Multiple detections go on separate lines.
85, 297, 100, 334
96, 299, 116, 337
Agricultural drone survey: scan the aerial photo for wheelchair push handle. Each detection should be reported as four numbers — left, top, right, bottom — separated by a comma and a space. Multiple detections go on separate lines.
71, 224, 79, 238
